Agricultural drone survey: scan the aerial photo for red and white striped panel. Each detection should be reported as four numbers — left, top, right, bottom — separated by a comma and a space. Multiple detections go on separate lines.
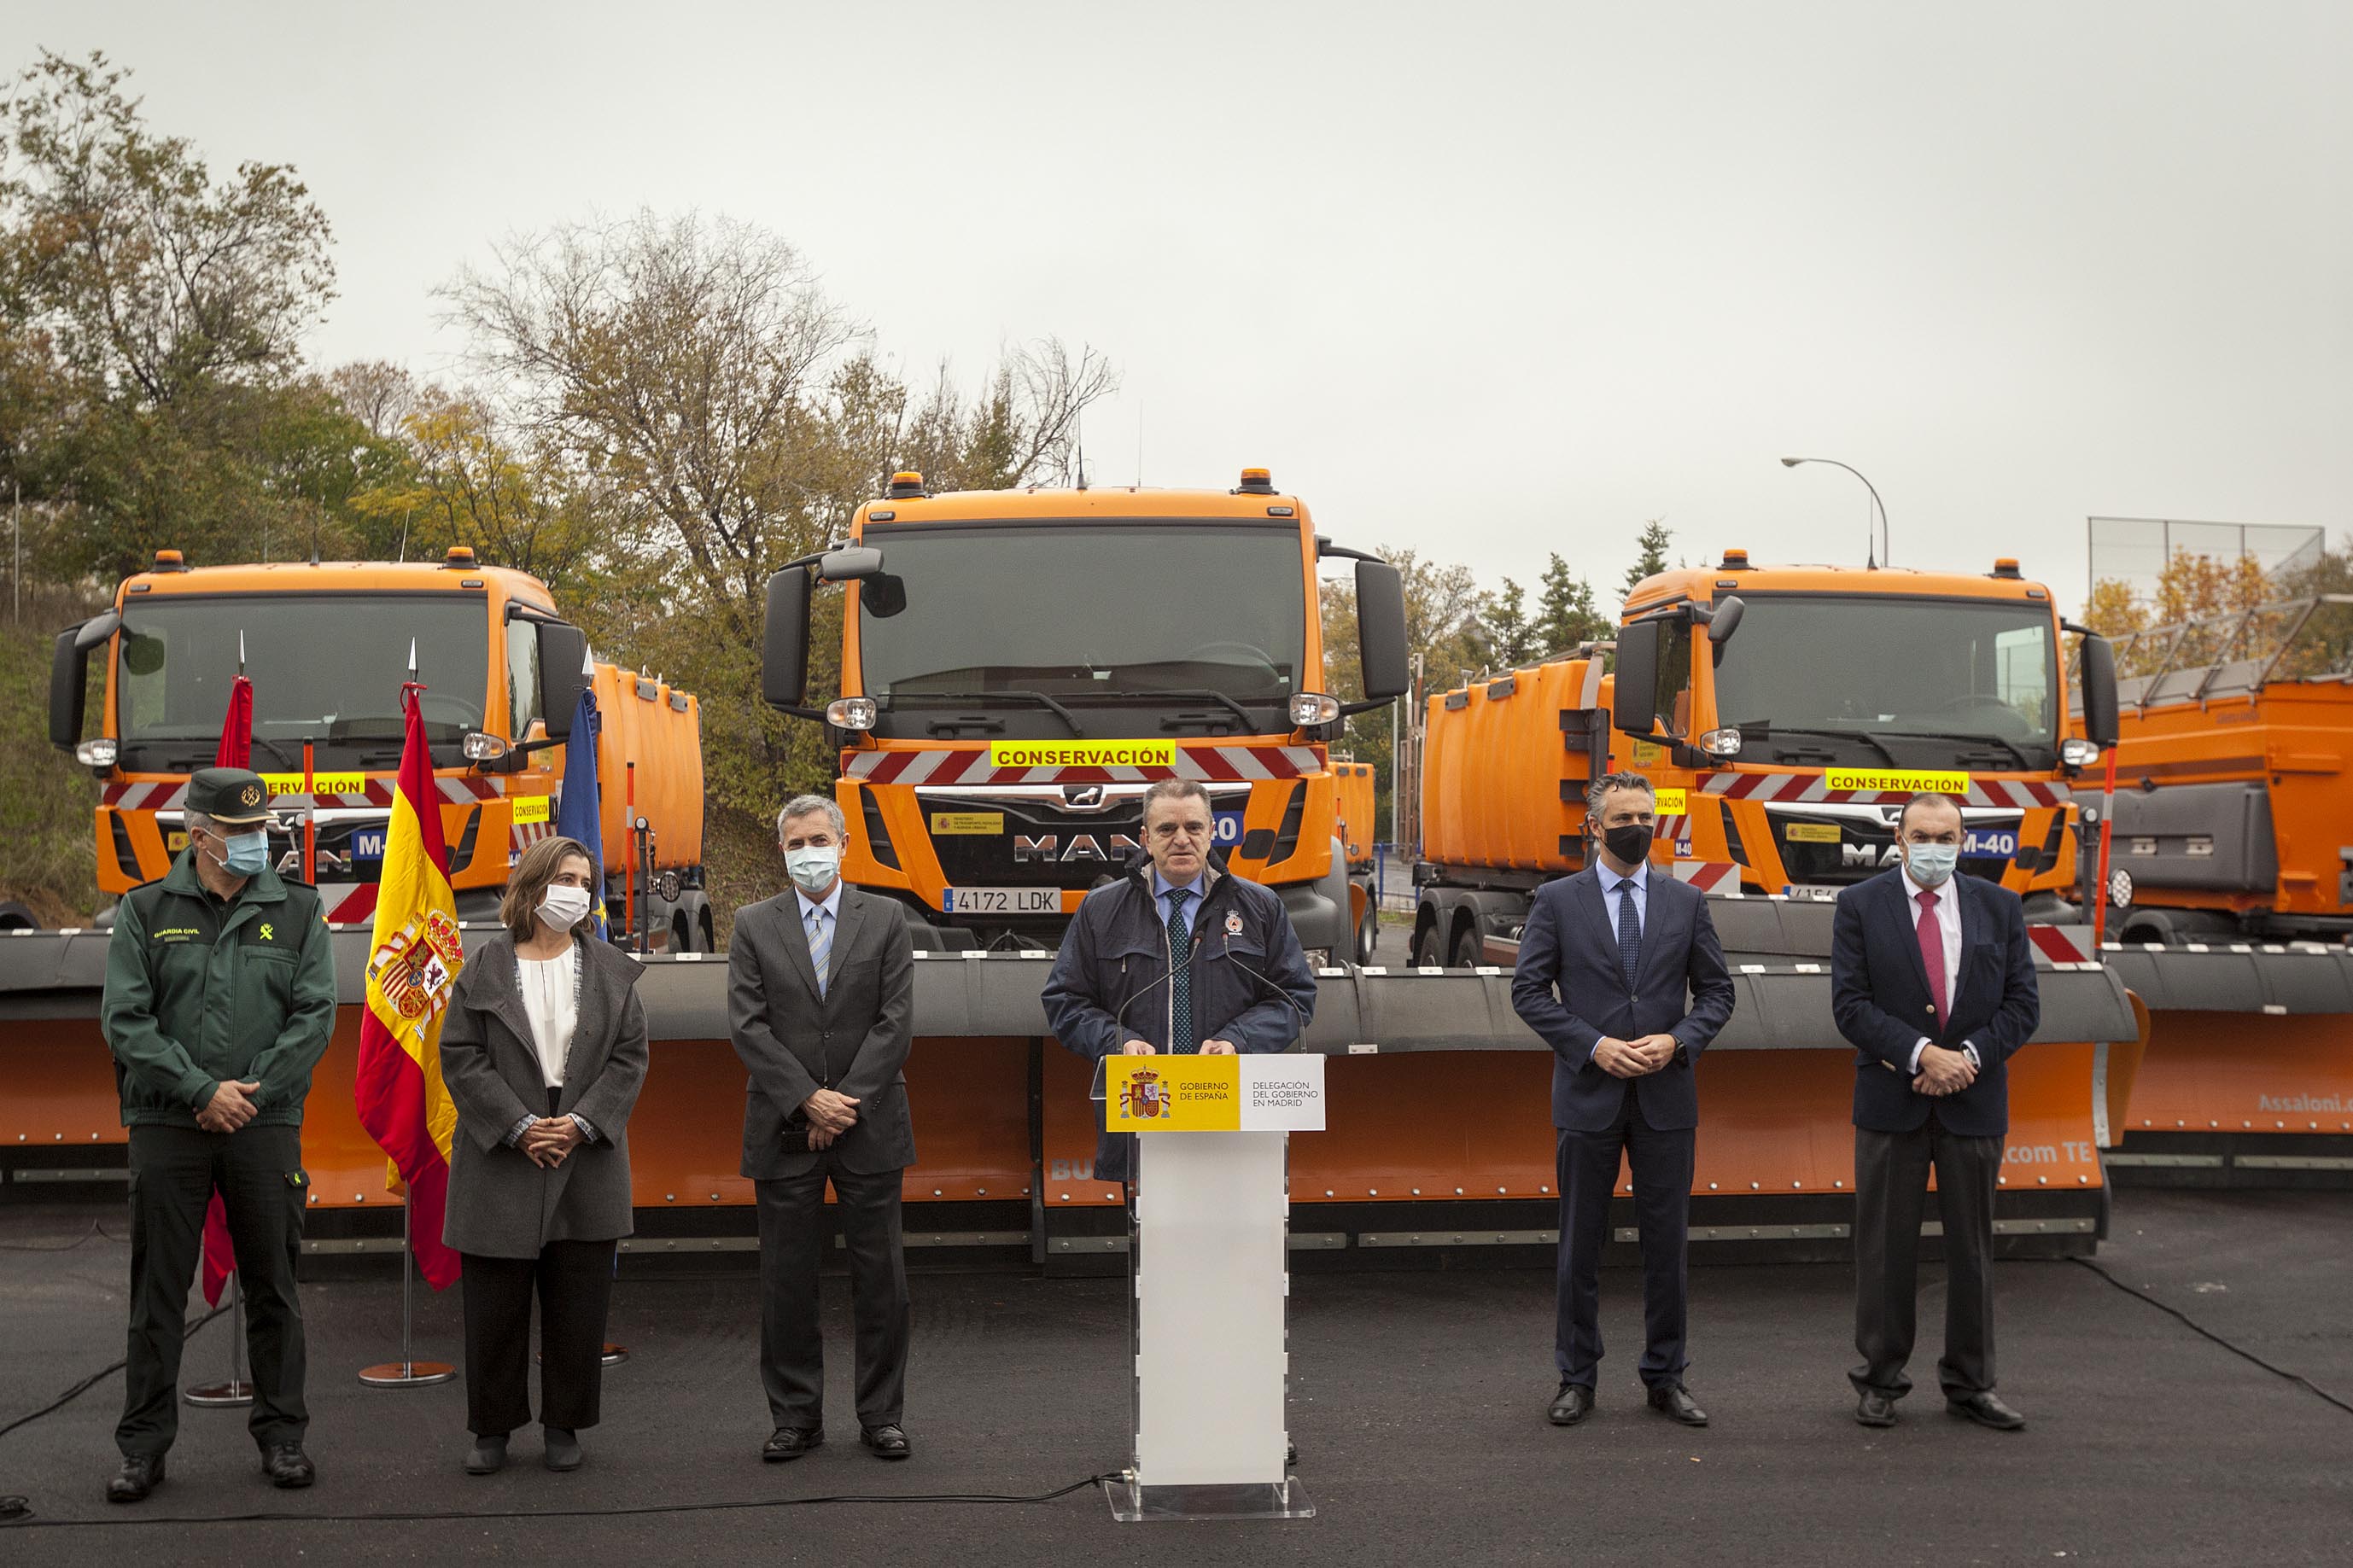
843, 744, 1325, 788
1699, 772, 2070, 809
1651, 813, 1689, 841
319, 883, 380, 926
1669, 861, 1744, 896
2027, 925, 2099, 968
101, 780, 189, 810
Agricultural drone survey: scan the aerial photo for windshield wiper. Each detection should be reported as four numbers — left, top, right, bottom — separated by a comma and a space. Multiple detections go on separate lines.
1126, 688, 1261, 732
888, 689, 1084, 737
1748, 724, 1900, 767
1871, 729, 2035, 768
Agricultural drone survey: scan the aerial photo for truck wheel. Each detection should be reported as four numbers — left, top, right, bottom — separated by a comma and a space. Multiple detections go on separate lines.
1356, 900, 1378, 965
1450, 924, 1483, 969
1412, 923, 1444, 967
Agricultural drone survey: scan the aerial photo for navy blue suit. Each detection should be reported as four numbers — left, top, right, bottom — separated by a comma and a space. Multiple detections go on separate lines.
1830, 867, 2041, 1401
1512, 866, 1735, 1390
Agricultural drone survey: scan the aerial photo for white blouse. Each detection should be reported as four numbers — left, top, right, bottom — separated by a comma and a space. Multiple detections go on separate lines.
517, 946, 579, 1089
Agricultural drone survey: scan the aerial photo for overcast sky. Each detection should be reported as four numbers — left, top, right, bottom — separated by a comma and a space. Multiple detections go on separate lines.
9, 1, 2349, 613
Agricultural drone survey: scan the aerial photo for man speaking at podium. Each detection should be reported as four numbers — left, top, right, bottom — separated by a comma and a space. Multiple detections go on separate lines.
1042, 778, 1319, 1186
1512, 772, 1735, 1431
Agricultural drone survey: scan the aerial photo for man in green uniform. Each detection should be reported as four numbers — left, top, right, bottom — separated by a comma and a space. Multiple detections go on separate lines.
100, 767, 336, 1502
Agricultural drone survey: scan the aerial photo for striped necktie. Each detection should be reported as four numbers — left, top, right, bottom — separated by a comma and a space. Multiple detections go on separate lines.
805, 905, 832, 1000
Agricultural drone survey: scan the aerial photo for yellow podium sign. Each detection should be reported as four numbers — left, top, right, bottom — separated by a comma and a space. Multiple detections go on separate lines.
1103, 1055, 1326, 1133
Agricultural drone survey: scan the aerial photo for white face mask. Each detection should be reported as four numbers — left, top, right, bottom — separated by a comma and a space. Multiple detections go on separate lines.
785, 842, 842, 895
538, 884, 594, 931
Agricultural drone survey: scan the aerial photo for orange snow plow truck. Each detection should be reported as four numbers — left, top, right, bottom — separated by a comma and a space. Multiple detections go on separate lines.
48, 548, 709, 947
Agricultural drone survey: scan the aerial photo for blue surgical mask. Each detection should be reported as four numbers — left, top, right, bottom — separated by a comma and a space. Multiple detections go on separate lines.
1904, 842, 1959, 888
211, 829, 271, 877
785, 843, 841, 895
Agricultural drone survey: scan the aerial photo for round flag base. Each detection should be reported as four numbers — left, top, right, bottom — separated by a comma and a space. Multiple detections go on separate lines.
359, 1360, 456, 1388
184, 1379, 254, 1408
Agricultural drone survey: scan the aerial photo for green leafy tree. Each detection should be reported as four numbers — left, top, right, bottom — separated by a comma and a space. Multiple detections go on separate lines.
1621, 516, 1673, 596
1535, 552, 1610, 656
1486, 577, 1539, 667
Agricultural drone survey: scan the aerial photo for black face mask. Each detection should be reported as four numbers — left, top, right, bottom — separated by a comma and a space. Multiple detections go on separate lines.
1597, 821, 1653, 866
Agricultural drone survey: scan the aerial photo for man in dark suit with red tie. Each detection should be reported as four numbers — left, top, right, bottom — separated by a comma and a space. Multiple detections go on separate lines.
1830, 791, 2041, 1432
1511, 772, 1736, 1430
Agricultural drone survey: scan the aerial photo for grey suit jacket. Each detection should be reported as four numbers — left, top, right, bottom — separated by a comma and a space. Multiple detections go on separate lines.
439, 933, 649, 1258
728, 885, 916, 1180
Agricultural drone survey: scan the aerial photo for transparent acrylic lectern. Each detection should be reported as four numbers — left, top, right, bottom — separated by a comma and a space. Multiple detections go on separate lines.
1090, 1052, 1325, 1522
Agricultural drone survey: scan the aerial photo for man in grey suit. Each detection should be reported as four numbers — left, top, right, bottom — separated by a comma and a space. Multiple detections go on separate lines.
729, 794, 916, 1463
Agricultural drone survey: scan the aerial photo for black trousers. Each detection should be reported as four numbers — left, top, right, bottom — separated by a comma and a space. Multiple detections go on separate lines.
118, 1123, 309, 1458
461, 1239, 616, 1436
754, 1155, 908, 1431
1556, 1098, 1694, 1390
1852, 1119, 2003, 1400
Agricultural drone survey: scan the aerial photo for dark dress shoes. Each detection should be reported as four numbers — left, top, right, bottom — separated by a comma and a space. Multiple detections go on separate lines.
1947, 1391, 2027, 1431
860, 1424, 911, 1460
543, 1426, 583, 1472
1855, 1390, 1898, 1428
762, 1427, 824, 1462
1648, 1384, 1709, 1426
262, 1443, 316, 1489
1547, 1383, 1594, 1426
106, 1454, 164, 1504
465, 1434, 509, 1475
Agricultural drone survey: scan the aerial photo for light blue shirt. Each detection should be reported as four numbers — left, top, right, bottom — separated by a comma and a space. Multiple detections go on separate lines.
1150, 867, 1207, 931
1598, 858, 1648, 938
795, 882, 844, 928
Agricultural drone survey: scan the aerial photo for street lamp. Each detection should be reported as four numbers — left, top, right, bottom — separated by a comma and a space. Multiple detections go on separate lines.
1781, 456, 1889, 568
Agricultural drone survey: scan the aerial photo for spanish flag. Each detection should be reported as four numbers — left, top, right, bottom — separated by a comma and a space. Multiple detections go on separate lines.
351, 682, 464, 1290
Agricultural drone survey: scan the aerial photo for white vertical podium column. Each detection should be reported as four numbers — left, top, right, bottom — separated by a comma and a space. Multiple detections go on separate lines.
1094, 1054, 1324, 1523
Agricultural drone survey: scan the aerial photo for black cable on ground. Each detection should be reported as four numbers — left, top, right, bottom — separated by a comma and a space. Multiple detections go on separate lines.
2072, 1256, 2353, 1418
0, 1221, 124, 1252
0, 1302, 229, 1442
0, 1472, 1118, 1529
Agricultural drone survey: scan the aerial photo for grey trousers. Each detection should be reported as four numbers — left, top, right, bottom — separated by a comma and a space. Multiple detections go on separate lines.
754, 1157, 909, 1431
1851, 1120, 2003, 1400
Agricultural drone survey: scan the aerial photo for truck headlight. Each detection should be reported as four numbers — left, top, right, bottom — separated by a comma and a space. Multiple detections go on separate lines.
826, 697, 878, 732
75, 737, 119, 768
2060, 738, 2100, 768
1290, 692, 1340, 726
462, 732, 511, 761
1698, 727, 1743, 759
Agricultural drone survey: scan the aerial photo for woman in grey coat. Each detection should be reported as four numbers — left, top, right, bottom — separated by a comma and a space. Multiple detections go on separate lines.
439, 836, 649, 1475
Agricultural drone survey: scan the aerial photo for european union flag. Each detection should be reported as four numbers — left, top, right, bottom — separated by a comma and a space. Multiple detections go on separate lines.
553, 683, 608, 938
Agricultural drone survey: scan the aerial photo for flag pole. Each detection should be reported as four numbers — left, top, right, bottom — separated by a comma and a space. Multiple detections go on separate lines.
359, 1193, 453, 1387
184, 1275, 255, 1407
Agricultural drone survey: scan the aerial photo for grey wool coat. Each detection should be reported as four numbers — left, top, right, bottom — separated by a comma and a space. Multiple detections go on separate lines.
728, 885, 916, 1180
439, 932, 649, 1258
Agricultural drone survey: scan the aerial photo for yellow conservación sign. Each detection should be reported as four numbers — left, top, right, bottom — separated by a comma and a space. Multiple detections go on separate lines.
1825, 767, 1971, 796
990, 740, 1177, 769
261, 772, 367, 796
508, 794, 551, 825
1653, 788, 1687, 815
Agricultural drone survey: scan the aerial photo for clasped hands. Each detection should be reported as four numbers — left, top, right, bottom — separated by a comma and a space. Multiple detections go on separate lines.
196, 1079, 261, 1134
1591, 1035, 1679, 1079
1912, 1044, 1977, 1098
520, 1116, 587, 1169
798, 1087, 862, 1151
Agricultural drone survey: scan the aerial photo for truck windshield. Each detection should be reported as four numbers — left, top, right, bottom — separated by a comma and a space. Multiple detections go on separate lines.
114, 592, 490, 772
1710, 595, 2058, 767
855, 522, 1306, 717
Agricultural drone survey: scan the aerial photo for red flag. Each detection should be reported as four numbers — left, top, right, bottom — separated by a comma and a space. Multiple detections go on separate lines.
351, 684, 464, 1290
200, 674, 256, 1308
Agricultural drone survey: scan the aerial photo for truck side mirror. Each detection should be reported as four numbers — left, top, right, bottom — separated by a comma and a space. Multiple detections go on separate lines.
1355, 559, 1409, 701
49, 611, 119, 749
762, 568, 813, 711
536, 621, 591, 742
1702, 595, 1743, 644
1613, 620, 1661, 736
2078, 632, 2119, 749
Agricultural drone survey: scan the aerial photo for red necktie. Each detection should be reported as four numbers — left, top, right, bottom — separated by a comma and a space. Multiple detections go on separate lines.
1915, 889, 1948, 1029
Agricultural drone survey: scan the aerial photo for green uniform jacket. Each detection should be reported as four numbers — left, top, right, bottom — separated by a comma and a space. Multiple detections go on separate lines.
102, 849, 338, 1128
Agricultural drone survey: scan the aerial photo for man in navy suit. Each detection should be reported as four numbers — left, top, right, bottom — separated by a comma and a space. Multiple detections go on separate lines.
1830, 791, 2040, 1433
1512, 772, 1736, 1430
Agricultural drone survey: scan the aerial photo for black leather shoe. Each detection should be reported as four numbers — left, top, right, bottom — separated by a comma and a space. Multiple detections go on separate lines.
1547, 1383, 1594, 1426
1855, 1390, 1898, 1428
543, 1426, 582, 1472
107, 1454, 164, 1504
262, 1443, 316, 1489
1947, 1391, 2026, 1431
464, 1434, 508, 1475
762, 1427, 823, 1462
860, 1424, 911, 1460
1648, 1384, 1709, 1426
